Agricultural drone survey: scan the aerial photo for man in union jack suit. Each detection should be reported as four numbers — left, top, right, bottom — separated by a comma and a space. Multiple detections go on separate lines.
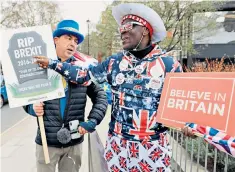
35, 3, 183, 172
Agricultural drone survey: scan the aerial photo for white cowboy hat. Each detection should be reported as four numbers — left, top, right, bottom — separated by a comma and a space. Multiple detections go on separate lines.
112, 3, 167, 43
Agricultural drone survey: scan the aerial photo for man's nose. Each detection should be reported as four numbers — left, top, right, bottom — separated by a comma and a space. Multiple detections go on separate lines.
71, 39, 77, 46
71, 39, 78, 46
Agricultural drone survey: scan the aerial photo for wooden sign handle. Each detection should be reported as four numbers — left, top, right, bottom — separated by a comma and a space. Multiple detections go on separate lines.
38, 116, 50, 164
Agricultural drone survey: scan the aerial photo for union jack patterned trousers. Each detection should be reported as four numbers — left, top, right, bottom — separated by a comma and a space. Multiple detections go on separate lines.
104, 132, 172, 172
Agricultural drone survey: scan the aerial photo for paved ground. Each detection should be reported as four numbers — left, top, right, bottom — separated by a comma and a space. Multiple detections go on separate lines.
1, 99, 111, 172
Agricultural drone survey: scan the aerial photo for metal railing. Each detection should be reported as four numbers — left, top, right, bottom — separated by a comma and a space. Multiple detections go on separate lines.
169, 129, 235, 172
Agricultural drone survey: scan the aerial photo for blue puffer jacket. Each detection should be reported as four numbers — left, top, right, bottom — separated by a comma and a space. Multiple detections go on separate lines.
24, 56, 108, 148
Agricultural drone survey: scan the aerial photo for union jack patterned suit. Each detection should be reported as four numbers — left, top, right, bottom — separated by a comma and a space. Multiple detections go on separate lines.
48, 45, 182, 171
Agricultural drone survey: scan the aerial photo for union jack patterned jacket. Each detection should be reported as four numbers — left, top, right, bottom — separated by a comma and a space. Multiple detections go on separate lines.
48, 45, 182, 142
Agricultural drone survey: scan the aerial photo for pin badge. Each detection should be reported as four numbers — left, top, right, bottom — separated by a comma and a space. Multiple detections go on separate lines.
149, 78, 162, 89
115, 73, 125, 85
119, 59, 129, 71
135, 65, 144, 74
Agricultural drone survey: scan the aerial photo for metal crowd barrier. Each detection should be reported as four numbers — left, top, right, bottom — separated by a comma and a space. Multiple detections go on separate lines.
169, 129, 234, 172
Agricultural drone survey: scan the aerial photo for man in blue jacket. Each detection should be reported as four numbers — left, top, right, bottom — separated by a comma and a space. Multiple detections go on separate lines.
34, 3, 184, 172
24, 19, 108, 172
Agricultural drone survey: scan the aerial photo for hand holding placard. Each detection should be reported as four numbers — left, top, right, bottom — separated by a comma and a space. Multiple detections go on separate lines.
157, 72, 235, 137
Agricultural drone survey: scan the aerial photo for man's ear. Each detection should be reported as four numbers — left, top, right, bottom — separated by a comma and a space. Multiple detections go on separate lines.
143, 27, 149, 36
54, 37, 59, 45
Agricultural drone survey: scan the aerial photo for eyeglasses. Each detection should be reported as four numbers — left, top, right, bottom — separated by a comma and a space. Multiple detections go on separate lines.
119, 21, 144, 34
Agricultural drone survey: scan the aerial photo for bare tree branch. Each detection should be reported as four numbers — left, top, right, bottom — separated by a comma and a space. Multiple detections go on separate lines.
1, 1, 62, 29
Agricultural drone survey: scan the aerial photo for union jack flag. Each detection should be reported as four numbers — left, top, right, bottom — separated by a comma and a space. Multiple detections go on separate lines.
156, 167, 165, 172
118, 92, 125, 106
105, 150, 113, 162
69, 51, 99, 85
73, 51, 98, 67
110, 164, 121, 172
119, 22, 133, 33
118, 156, 127, 170
75, 68, 87, 81
74, 51, 91, 62
129, 142, 139, 158
188, 123, 235, 157
162, 154, 171, 167
129, 166, 140, 172
141, 137, 153, 150
149, 147, 163, 163
138, 159, 153, 172
111, 140, 121, 155
129, 109, 156, 140
120, 138, 127, 148
159, 133, 166, 147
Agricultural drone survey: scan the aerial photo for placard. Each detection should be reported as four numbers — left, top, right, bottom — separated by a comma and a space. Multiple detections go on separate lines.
2, 25, 65, 108
157, 72, 235, 136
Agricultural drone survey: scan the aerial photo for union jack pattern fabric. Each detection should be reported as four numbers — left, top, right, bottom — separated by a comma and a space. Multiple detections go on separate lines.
104, 133, 171, 172
48, 45, 181, 140
188, 123, 235, 157
47, 45, 182, 171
